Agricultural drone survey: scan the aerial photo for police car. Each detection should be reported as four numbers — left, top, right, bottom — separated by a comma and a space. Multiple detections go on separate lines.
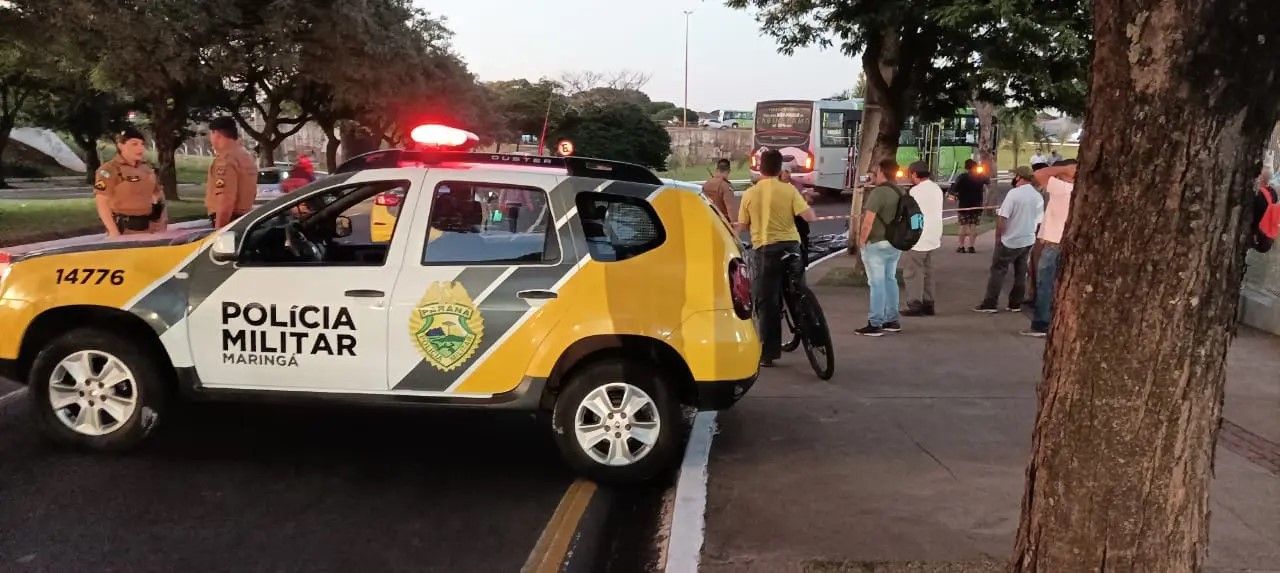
0, 125, 760, 483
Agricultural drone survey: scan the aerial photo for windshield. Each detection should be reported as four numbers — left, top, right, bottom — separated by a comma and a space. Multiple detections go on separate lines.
756, 103, 812, 133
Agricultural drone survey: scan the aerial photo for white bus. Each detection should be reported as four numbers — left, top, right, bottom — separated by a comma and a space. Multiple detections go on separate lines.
701, 109, 755, 129
749, 99, 863, 197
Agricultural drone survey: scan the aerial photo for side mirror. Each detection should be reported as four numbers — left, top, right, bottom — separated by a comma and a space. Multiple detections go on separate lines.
211, 231, 238, 262
334, 215, 353, 238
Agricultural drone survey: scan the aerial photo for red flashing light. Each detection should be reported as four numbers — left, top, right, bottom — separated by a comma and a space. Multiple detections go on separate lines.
409, 124, 479, 150
374, 192, 401, 207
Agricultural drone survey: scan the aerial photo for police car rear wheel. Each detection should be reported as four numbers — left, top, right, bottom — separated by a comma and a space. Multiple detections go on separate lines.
30, 329, 168, 451
552, 361, 680, 483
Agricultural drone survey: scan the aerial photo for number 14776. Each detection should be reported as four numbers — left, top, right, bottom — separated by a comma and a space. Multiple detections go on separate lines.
55, 268, 125, 286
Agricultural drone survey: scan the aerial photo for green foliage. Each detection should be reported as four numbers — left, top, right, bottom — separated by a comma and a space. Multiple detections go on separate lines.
552, 103, 672, 170
726, 0, 1091, 129
651, 107, 700, 125
485, 79, 565, 140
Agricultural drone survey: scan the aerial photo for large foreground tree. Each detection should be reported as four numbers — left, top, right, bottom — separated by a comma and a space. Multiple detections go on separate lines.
1010, 0, 1280, 570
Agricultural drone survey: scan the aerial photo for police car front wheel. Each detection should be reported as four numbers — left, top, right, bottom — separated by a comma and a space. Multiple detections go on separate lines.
552, 361, 680, 484
29, 328, 169, 450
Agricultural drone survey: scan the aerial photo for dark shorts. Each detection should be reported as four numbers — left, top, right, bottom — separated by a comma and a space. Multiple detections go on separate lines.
958, 211, 982, 226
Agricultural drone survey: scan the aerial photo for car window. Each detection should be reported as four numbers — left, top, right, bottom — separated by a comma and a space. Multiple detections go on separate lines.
258, 170, 282, 185
575, 193, 666, 262
421, 181, 560, 265
239, 180, 408, 267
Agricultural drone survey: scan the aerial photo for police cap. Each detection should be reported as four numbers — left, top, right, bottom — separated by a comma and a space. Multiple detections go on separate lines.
115, 126, 146, 144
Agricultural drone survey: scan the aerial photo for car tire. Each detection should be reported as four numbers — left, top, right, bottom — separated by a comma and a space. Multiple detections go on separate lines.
818, 187, 844, 199
551, 359, 681, 484
28, 328, 170, 452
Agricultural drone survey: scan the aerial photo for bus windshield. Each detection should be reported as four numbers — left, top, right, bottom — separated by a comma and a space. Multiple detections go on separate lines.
756, 103, 812, 133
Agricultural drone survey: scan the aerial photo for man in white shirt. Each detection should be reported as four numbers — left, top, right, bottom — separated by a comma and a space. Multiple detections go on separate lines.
974, 166, 1044, 313
1022, 160, 1077, 337
902, 161, 945, 317
1030, 150, 1049, 167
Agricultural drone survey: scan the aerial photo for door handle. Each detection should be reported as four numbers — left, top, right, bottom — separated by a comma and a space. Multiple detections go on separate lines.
517, 289, 558, 300
344, 289, 385, 298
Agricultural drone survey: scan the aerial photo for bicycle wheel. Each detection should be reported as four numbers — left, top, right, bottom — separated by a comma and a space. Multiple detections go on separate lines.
795, 286, 835, 380
781, 299, 800, 352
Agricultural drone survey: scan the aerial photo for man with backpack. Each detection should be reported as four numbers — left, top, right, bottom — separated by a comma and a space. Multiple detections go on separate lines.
856, 158, 924, 337
1252, 167, 1278, 253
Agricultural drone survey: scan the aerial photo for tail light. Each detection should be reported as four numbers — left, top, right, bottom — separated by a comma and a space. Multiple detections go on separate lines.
374, 193, 401, 207
803, 155, 814, 171
729, 258, 752, 320
750, 154, 760, 171
0, 252, 12, 287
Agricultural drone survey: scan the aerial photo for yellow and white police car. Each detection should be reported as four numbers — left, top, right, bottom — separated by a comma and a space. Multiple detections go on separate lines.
0, 125, 760, 483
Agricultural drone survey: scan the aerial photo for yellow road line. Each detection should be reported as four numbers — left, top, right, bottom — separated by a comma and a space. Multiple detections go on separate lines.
521, 479, 598, 573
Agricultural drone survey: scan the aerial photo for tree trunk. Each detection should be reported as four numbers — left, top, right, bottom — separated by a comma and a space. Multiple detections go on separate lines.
317, 117, 340, 172
975, 100, 996, 170
149, 99, 186, 201
0, 119, 13, 189
73, 132, 101, 185
1009, 0, 1280, 571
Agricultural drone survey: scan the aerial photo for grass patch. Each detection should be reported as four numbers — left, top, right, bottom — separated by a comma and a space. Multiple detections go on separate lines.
0, 198, 208, 247
943, 214, 998, 236
659, 162, 753, 183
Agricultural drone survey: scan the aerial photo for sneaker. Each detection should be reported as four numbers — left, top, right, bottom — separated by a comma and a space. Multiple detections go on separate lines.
855, 323, 884, 337
956, 246, 966, 253
882, 321, 902, 333
1006, 305, 1022, 313
972, 304, 999, 313
967, 246, 976, 254
1019, 329, 1047, 338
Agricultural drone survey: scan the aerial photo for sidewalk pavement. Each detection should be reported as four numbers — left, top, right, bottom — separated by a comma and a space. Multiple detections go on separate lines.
702, 232, 1280, 573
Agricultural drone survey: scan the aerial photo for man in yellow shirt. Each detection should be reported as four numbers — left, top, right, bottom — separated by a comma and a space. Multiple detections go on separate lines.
738, 149, 817, 366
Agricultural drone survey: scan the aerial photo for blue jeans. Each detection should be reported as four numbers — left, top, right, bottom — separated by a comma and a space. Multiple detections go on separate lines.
861, 241, 902, 327
1032, 244, 1060, 332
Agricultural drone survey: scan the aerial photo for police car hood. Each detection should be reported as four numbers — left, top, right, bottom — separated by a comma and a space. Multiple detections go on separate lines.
5, 220, 215, 263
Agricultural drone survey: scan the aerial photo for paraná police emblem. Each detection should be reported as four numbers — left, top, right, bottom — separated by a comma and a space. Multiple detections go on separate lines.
409, 282, 484, 372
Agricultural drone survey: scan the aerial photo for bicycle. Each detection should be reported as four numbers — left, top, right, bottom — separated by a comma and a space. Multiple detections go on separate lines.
743, 242, 835, 380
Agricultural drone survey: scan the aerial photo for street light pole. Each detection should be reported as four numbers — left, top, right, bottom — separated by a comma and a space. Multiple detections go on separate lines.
683, 10, 692, 128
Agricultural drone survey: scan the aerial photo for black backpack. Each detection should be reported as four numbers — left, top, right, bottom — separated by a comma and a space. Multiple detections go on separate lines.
877, 184, 925, 251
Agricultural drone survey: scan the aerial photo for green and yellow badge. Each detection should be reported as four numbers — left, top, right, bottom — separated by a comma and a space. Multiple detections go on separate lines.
409, 282, 485, 372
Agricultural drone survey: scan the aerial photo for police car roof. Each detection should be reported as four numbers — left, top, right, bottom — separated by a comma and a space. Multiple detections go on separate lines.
334, 149, 663, 185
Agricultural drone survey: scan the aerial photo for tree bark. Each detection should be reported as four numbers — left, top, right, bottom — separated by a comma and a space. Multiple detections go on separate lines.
1009, 0, 1280, 571
0, 118, 13, 189
149, 97, 186, 201
73, 132, 101, 185
975, 100, 996, 169
317, 117, 340, 171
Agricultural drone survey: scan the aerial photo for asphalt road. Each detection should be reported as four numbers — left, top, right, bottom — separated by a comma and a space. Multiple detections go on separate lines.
0, 394, 570, 571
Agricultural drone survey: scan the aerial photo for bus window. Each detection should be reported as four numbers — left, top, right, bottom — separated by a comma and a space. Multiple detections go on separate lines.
757, 104, 812, 133
820, 110, 851, 147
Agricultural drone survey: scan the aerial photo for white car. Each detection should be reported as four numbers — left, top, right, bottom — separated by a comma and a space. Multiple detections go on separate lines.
256, 163, 329, 203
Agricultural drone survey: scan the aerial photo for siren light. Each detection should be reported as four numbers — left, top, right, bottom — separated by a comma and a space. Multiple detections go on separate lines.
409, 124, 479, 150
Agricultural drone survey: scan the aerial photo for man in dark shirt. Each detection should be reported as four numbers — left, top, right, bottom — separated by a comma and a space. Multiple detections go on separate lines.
949, 159, 988, 253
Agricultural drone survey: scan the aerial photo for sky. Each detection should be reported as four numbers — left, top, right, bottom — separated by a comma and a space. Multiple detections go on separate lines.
423, 0, 862, 111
